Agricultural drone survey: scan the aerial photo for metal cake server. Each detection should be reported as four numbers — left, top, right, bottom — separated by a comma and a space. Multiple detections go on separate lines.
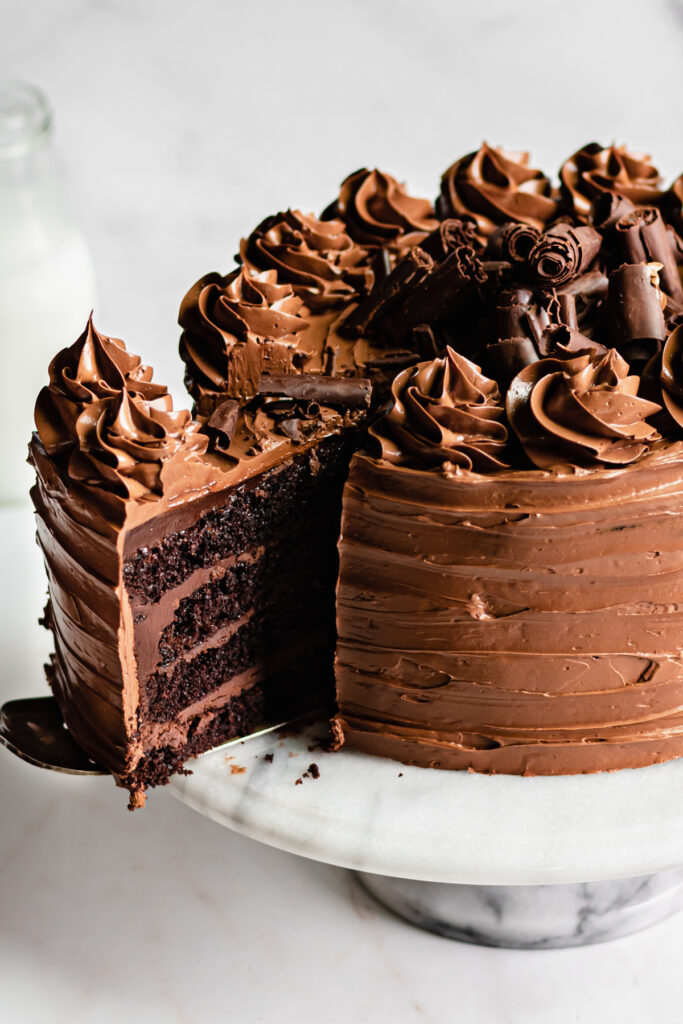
0, 695, 319, 776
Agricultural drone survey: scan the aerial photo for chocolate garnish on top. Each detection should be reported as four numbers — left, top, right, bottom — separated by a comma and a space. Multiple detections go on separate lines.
608, 262, 668, 369
560, 143, 663, 222
614, 208, 683, 302
528, 223, 602, 287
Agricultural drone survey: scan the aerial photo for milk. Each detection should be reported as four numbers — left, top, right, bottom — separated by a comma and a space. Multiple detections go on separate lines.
0, 82, 97, 504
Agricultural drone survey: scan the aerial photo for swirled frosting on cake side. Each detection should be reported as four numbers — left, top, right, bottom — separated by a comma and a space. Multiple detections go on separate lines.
369, 347, 509, 471
179, 268, 311, 413
35, 316, 211, 500
506, 349, 661, 470
559, 143, 664, 222
436, 143, 557, 240
325, 168, 438, 252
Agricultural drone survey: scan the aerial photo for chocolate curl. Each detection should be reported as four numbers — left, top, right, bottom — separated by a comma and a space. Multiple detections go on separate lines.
419, 218, 479, 260
373, 243, 486, 342
609, 262, 667, 369
203, 399, 240, 453
486, 222, 541, 264
257, 373, 372, 410
540, 324, 607, 359
342, 247, 433, 337
528, 223, 602, 286
411, 323, 442, 360
593, 192, 635, 230
483, 338, 538, 393
614, 208, 683, 303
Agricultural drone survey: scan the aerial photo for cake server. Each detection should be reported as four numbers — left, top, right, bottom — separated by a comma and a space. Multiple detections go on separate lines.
0, 696, 318, 776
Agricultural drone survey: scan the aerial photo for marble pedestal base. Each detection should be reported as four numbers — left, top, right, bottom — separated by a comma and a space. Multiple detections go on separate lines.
356, 869, 683, 948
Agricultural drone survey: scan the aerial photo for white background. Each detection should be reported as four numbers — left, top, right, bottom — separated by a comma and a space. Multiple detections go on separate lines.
2, 1, 683, 1021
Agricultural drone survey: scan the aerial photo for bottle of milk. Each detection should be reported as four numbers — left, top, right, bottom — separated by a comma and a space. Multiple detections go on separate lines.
0, 81, 97, 504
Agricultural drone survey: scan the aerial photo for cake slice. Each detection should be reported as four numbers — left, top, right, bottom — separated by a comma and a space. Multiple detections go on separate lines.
31, 317, 369, 806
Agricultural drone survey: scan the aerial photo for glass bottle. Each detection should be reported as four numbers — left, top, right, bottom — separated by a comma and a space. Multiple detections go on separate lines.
0, 81, 97, 503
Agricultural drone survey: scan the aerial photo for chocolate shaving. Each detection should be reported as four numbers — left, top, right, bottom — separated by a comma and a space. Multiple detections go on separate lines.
614, 207, 683, 302
528, 223, 602, 286
342, 247, 434, 336
419, 218, 480, 260
411, 323, 441, 360
593, 192, 635, 231
555, 270, 609, 298
486, 222, 541, 264
202, 399, 241, 453
483, 337, 539, 392
540, 324, 607, 359
608, 263, 667, 369
257, 373, 372, 409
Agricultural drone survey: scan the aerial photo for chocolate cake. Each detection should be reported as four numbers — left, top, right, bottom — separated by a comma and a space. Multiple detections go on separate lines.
29, 143, 683, 802
334, 144, 683, 776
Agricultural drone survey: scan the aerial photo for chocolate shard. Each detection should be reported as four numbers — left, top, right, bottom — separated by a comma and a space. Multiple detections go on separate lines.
614, 207, 683, 302
342, 247, 434, 337
486, 222, 541, 264
528, 223, 602, 287
608, 262, 668, 369
411, 323, 442, 360
593, 192, 636, 230
555, 270, 609, 297
257, 373, 372, 410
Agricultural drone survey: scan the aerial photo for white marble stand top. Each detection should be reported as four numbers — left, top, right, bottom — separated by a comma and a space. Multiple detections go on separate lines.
171, 718, 683, 886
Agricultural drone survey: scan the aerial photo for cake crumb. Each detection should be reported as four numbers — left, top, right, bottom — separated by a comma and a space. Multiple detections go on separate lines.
398, 772, 403, 777
230, 764, 246, 775
295, 778, 303, 785
263, 752, 274, 763
307, 763, 320, 779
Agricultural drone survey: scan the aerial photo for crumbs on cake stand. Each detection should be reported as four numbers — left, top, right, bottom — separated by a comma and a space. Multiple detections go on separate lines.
295, 763, 320, 786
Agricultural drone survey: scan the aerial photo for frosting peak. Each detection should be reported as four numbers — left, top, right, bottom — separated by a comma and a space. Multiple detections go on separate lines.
560, 143, 663, 222
325, 168, 438, 249
437, 143, 557, 240
35, 317, 209, 499
370, 347, 509, 471
507, 349, 661, 470
178, 267, 311, 412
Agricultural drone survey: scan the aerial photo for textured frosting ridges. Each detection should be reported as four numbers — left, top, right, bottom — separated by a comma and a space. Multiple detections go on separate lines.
334, 450, 683, 774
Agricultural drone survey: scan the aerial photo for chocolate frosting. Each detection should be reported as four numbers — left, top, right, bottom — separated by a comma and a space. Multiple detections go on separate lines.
369, 347, 509, 471
325, 168, 438, 250
507, 349, 661, 469
239, 209, 371, 311
334, 445, 683, 776
35, 317, 210, 499
179, 268, 310, 411
436, 144, 557, 240
560, 143, 663, 222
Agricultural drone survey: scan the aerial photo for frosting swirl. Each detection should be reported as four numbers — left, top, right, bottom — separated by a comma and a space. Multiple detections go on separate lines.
179, 268, 310, 411
239, 209, 371, 311
35, 317, 209, 499
660, 323, 683, 428
436, 143, 557, 240
560, 143, 663, 222
325, 168, 438, 249
507, 349, 661, 469
370, 346, 509, 471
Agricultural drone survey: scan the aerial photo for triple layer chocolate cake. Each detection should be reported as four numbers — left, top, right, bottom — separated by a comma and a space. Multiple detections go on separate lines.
29, 143, 683, 804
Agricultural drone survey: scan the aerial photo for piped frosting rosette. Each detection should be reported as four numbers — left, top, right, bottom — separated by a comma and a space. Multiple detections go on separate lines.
35, 317, 209, 499
437, 143, 557, 241
560, 143, 663, 222
325, 168, 438, 251
369, 346, 510, 471
506, 348, 661, 470
239, 209, 371, 311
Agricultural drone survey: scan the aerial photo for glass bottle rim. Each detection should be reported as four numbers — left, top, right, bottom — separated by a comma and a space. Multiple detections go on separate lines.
0, 80, 52, 159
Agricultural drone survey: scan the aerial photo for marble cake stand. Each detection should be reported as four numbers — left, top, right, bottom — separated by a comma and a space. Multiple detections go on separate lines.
169, 718, 683, 949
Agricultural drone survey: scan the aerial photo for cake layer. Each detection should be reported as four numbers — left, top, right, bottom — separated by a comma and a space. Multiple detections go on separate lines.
334, 446, 683, 775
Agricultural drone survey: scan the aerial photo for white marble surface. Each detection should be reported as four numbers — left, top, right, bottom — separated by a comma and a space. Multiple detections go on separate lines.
3, 0, 683, 1020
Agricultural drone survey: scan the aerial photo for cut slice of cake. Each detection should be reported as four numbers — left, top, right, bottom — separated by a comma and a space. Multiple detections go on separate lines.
31, 317, 369, 807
